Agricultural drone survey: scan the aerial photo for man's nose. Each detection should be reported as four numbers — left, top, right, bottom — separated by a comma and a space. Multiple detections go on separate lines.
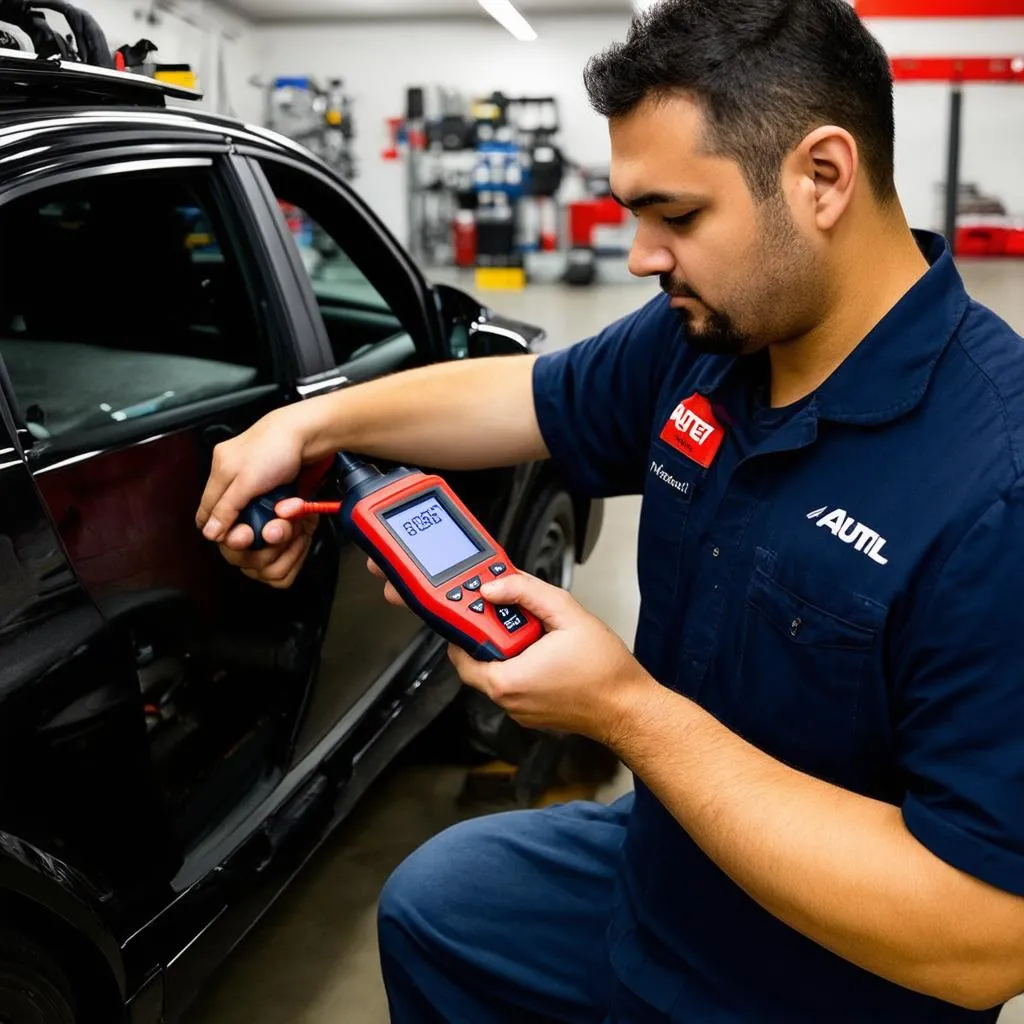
627, 224, 675, 279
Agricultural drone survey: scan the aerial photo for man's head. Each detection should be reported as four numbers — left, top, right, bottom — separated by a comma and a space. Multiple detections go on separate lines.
585, 0, 899, 356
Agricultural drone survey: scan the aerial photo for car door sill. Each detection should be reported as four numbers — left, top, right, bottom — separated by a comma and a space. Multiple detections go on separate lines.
170, 629, 441, 893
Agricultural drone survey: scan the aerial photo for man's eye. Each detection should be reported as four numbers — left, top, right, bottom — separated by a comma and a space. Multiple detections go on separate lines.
664, 211, 699, 227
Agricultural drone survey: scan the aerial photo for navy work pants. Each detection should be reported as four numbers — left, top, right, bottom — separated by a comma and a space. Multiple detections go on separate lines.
377, 792, 666, 1023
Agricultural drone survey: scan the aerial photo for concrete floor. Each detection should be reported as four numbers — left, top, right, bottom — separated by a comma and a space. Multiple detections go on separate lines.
186, 258, 1024, 1024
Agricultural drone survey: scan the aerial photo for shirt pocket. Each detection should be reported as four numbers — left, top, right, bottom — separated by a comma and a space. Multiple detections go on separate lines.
732, 547, 886, 781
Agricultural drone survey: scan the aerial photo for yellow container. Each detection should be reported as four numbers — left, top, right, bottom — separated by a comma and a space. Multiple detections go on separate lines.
155, 69, 197, 89
474, 267, 526, 291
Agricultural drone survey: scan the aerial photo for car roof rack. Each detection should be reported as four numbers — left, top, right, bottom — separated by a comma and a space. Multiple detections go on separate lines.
0, 49, 203, 109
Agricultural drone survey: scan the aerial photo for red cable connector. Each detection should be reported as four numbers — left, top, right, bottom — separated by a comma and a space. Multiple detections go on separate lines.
280, 501, 343, 520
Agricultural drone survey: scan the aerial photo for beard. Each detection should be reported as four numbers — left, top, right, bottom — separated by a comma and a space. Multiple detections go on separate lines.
662, 196, 818, 357
661, 276, 753, 356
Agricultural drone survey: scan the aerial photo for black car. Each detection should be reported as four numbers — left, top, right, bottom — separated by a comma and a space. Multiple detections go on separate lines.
0, 54, 602, 1023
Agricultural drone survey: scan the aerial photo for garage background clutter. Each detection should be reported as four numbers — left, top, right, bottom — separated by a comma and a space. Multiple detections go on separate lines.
14, 1, 1023, 271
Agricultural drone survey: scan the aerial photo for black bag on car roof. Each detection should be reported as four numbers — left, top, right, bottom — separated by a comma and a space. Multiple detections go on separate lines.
0, 0, 113, 68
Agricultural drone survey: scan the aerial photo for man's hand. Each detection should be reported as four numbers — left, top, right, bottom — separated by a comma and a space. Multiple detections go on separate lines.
196, 406, 326, 589
216, 498, 319, 590
448, 572, 658, 744
363, 562, 658, 743
197, 407, 313, 543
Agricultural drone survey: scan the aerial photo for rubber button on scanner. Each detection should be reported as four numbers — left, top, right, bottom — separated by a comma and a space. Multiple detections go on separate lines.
446, 587, 463, 602
464, 576, 483, 592
469, 599, 486, 614
489, 563, 508, 577
495, 605, 528, 634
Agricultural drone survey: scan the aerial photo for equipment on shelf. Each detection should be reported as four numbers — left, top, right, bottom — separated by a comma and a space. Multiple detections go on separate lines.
390, 86, 576, 275
258, 75, 357, 182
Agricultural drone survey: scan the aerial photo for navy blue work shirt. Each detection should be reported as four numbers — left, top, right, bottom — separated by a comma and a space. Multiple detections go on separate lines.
532, 231, 1024, 1022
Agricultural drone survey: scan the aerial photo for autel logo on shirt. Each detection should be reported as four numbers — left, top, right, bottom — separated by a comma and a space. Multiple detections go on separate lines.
659, 393, 724, 468
807, 506, 890, 566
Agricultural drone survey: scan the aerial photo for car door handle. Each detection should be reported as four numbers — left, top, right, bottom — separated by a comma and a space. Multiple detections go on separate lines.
202, 424, 236, 448
296, 371, 349, 399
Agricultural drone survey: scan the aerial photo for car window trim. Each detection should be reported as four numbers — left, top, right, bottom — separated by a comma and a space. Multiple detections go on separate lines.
226, 155, 333, 385
239, 155, 350, 375
24, 384, 281, 472
238, 150, 448, 363
0, 155, 214, 206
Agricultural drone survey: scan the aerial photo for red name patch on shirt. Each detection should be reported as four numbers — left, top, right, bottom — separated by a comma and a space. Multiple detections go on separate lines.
659, 393, 725, 469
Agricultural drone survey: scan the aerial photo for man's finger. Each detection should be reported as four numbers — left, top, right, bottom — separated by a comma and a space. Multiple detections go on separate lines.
196, 459, 230, 531
383, 582, 407, 608
275, 497, 307, 520
261, 530, 313, 585
479, 572, 570, 630
201, 481, 250, 543
448, 644, 497, 697
224, 522, 255, 551
220, 538, 273, 570
366, 557, 386, 580
224, 517, 294, 551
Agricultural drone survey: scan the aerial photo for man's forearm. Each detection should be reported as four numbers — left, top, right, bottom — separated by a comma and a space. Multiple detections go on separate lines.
297, 354, 549, 470
609, 680, 1024, 1010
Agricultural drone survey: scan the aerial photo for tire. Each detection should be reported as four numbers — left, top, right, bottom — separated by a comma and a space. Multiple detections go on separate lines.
0, 930, 77, 1024
514, 487, 577, 591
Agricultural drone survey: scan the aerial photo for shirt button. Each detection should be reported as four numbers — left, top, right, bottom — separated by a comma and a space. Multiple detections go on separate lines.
790, 618, 802, 637
712, 547, 721, 558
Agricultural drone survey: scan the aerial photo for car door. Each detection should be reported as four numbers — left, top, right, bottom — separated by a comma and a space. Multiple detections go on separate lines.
238, 152, 459, 767
0, 356, 180, 906
0, 149, 336, 865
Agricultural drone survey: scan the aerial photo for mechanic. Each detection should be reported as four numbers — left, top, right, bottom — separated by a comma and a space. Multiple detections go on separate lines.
196, 1, 1024, 1020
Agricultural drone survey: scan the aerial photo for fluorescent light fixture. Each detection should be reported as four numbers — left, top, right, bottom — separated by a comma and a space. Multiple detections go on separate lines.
478, 0, 538, 42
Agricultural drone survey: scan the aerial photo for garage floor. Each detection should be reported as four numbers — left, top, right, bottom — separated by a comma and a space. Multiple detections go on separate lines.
186, 260, 1024, 1024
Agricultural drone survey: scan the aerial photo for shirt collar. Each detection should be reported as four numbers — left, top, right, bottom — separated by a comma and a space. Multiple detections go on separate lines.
696, 231, 969, 426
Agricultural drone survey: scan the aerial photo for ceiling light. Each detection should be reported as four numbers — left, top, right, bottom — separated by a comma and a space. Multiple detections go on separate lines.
478, 0, 538, 42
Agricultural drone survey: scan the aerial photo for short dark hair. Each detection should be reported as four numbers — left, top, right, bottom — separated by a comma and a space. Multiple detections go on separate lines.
584, 0, 897, 204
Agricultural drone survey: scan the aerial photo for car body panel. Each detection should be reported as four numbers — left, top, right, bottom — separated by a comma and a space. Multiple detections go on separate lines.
0, 78, 600, 1023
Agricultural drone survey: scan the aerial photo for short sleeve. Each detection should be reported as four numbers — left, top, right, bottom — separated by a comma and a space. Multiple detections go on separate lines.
896, 480, 1024, 895
532, 294, 682, 498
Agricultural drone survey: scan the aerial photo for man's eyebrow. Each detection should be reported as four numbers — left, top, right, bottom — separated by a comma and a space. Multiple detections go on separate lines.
610, 190, 706, 211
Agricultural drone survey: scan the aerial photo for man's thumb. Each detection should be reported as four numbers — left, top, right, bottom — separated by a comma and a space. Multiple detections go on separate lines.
480, 572, 568, 630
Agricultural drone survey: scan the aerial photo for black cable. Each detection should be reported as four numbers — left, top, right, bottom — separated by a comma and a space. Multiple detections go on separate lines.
336, 451, 366, 476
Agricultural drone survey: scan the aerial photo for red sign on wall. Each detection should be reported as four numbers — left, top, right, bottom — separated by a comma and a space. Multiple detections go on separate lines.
890, 56, 1024, 81
858, 0, 1024, 14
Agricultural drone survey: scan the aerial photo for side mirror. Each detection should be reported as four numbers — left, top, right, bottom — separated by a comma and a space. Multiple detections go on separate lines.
467, 326, 531, 359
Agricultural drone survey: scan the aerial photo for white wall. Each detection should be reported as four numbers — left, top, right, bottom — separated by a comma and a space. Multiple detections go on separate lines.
865, 17, 1024, 231
255, 11, 1024, 245
39, 0, 262, 123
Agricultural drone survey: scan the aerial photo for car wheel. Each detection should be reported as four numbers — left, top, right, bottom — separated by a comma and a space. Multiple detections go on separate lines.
0, 930, 77, 1024
515, 487, 576, 592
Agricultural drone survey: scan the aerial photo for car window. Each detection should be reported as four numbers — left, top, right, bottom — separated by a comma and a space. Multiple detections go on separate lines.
260, 165, 409, 368
0, 168, 269, 443
278, 201, 390, 312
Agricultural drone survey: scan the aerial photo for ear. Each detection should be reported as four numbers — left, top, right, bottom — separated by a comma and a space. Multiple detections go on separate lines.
789, 125, 859, 231
808, 126, 859, 229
